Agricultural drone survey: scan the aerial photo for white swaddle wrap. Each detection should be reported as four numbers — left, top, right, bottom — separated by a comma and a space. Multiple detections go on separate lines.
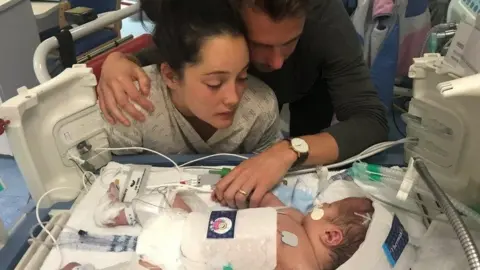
136, 207, 277, 270
182, 208, 277, 269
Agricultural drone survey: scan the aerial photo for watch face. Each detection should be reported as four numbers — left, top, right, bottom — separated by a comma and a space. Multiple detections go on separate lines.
291, 138, 309, 153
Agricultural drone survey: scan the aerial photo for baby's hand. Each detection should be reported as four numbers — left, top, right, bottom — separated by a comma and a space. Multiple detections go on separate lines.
139, 259, 162, 270
61, 263, 95, 270
61, 263, 81, 270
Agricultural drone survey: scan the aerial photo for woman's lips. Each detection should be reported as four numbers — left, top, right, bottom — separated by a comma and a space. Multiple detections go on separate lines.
216, 111, 234, 117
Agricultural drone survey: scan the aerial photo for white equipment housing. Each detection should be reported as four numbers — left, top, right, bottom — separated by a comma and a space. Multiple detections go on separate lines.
447, 0, 480, 24
0, 65, 111, 208
404, 16, 480, 206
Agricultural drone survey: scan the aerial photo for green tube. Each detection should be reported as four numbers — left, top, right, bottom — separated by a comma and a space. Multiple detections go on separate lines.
428, 33, 438, 53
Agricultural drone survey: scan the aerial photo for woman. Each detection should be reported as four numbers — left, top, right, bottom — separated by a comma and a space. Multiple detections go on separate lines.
106, 0, 280, 155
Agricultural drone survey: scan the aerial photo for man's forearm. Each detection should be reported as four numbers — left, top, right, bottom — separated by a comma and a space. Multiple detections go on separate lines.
133, 46, 159, 67
275, 133, 339, 166
305, 0, 388, 162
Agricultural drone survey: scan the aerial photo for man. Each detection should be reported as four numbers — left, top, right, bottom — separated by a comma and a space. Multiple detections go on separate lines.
96, 0, 388, 209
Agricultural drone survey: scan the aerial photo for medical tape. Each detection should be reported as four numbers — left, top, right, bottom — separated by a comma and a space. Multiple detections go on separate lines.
122, 165, 151, 203
57, 231, 138, 252
124, 206, 137, 225
397, 158, 420, 201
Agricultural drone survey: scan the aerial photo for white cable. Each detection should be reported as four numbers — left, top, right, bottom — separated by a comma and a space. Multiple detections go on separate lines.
179, 153, 248, 167
95, 147, 181, 170
82, 171, 96, 191
28, 221, 79, 248
36, 187, 82, 270
93, 147, 246, 190
290, 138, 416, 175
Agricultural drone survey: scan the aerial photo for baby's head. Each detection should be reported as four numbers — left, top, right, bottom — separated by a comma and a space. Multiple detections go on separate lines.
303, 197, 374, 270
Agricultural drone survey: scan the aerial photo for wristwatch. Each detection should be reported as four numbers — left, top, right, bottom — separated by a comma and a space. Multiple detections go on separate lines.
285, 137, 309, 168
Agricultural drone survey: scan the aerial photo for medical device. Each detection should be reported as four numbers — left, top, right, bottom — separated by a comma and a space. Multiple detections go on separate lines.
447, 0, 480, 24
403, 14, 480, 208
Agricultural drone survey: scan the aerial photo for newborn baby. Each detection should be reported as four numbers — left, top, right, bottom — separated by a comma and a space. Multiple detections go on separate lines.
65, 183, 374, 270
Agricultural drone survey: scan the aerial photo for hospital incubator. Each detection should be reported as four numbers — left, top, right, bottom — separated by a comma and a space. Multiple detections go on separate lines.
1, 3, 480, 268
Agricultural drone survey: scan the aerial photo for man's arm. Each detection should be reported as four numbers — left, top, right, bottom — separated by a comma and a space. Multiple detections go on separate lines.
132, 46, 161, 67
280, 0, 388, 165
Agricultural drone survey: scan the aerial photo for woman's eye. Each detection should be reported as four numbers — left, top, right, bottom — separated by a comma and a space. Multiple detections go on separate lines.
206, 83, 222, 89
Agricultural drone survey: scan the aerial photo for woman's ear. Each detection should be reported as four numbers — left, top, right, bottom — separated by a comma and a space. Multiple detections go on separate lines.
160, 63, 180, 89
320, 224, 344, 247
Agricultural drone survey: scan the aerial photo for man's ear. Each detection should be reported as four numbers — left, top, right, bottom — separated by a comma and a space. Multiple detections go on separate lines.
320, 224, 344, 247
160, 63, 180, 89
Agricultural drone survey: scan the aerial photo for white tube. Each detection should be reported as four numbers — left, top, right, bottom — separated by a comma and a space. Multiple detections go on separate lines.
33, 3, 141, 83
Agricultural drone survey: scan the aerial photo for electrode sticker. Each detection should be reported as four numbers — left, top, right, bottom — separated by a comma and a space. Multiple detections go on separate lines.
207, 211, 237, 239
382, 215, 409, 267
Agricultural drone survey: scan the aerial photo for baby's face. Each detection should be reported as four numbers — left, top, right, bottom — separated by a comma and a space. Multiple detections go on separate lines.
302, 198, 373, 267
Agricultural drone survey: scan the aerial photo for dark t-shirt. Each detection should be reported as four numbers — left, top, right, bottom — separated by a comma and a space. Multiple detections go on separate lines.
135, 0, 388, 160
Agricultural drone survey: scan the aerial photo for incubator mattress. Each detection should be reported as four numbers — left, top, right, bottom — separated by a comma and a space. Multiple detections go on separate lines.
40, 162, 331, 269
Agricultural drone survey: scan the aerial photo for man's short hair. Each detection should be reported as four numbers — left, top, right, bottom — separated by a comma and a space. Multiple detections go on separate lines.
239, 0, 309, 21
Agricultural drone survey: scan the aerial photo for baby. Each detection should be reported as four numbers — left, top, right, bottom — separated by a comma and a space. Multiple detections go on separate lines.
64, 183, 373, 270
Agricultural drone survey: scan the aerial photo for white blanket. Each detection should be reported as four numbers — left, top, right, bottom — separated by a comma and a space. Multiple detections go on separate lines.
412, 218, 480, 270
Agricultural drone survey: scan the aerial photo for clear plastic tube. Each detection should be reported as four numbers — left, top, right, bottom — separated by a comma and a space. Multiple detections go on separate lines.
351, 162, 480, 226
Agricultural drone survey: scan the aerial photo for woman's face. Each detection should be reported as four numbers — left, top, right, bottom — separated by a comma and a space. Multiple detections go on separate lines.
165, 34, 250, 129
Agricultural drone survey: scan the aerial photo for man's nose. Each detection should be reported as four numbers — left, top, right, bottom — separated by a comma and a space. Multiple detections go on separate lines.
268, 47, 285, 70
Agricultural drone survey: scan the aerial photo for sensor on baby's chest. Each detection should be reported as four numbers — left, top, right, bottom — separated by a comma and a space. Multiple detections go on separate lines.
281, 231, 298, 247
310, 208, 324, 220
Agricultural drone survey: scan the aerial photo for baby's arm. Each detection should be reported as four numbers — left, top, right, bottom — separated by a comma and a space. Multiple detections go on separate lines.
260, 193, 304, 224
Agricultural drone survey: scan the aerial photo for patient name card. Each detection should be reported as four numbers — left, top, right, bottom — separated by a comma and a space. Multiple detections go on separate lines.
382, 215, 409, 267
207, 211, 237, 239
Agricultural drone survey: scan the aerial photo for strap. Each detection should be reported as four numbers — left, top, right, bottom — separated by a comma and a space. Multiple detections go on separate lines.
55, 26, 77, 68
124, 206, 137, 225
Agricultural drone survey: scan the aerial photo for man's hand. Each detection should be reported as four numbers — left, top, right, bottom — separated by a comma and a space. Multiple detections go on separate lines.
97, 52, 154, 126
212, 141, 297, 209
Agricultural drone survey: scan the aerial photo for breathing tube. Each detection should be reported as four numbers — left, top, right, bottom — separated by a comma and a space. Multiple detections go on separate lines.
351, 162, 480, 226
420, 22, 458, 55
413, 158, 480, 270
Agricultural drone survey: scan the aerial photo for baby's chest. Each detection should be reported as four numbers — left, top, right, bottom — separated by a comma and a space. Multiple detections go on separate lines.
276, 216, 318, 270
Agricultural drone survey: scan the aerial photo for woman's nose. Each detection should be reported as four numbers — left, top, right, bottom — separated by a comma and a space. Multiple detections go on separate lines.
222, 83, 241, 107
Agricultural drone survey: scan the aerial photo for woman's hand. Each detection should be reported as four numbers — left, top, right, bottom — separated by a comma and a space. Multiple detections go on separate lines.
212, 141, 297, 209
97, 52, 154, 126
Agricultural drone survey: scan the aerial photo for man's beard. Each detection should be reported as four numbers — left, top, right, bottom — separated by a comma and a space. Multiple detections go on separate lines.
252, 62, 275, 72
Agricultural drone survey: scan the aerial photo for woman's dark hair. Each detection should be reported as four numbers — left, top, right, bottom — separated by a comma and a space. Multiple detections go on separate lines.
140, 0, 247, 75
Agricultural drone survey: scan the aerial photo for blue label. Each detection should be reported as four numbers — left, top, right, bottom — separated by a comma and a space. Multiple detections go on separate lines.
207, 211, 237, 239
382, 215, 409, 267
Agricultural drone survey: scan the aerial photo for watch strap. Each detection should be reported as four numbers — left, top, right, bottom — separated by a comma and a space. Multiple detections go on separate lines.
285, 138, 309, 168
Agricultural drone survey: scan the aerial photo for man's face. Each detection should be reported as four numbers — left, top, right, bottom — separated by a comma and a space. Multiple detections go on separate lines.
241, 6, 305, 72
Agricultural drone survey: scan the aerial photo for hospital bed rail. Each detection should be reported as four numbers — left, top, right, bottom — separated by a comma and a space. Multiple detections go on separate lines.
33, 2, 141, 84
